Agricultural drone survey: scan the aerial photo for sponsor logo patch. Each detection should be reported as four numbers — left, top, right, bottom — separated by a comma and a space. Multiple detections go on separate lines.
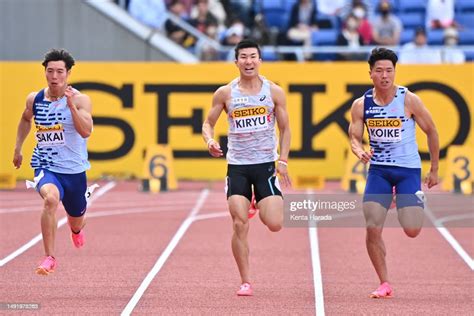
367, 119, 402, 142
35, 124, 65, 147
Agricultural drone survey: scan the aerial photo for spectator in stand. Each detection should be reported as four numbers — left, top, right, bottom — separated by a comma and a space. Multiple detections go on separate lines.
223, 18, 245, 46
165, 0, 193, 18
287, 0, 319, 60
399, 27, 442, 64
336, 14, 366, 61
372, 0, 402, 46
165, 0, 194, 47
190, 0, 220, 60
426, 0, 456, 29
442, 27, 466, 64
352, 2, 373, 45
191, 0, 226, 28
128, 0, 167, 30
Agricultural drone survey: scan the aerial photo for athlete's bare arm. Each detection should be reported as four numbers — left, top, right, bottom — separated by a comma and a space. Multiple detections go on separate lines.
203, 85, 229, 157
13, 92, 36, 169
349, 97, 373, 164
406, 91, 439, 188
271, 82, 291, 187
65, 86, 93, 138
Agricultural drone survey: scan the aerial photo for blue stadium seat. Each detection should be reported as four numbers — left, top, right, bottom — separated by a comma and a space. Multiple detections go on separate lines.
398, 0, 425, 13
399, 13, 425, 29
263, 9, 289, 30
465, 51, 474, 61
459, 30, 474, 45
400, 29, 415, 44
456, 0, 474, 13
457, 13, 474, 29
261, 0, 284, 10
427, 29, 444, 45
262, 50, 278, 61
311, 29, 338, 45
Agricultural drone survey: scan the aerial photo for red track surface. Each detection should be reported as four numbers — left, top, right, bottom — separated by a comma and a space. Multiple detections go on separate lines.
0, 181, 472, 315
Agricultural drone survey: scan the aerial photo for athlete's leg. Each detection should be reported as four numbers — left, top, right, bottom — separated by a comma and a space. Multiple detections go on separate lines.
363, 166, 393, 284
229, 195, 251, 284
257, 196, 283, 232
396, 168, 424, 238
364, 202, 389, 283
61, 172, 88, 248
38, 184, 61, 257
253, 162, 283, 232
226, 165, 253, 285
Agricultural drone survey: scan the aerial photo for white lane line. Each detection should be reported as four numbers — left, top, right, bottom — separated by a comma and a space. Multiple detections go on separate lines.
424, 201, 474, 270
121, 189, 209, 316
0, 181, 116, 267
306, 190, 325, 316
309, 227, 325, 316
193, 211, 228, 221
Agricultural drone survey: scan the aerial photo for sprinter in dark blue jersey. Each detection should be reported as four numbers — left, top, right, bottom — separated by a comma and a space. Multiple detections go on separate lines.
349, 48, 439, 298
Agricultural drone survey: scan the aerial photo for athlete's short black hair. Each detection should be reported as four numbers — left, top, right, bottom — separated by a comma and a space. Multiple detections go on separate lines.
368, 47, 398, 69
42, 49, 75, 70
234, 39, 261, 60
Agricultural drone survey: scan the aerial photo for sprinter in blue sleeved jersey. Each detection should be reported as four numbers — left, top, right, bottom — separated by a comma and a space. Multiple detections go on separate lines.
349, 48, 439, 298
13, 49, 93, 276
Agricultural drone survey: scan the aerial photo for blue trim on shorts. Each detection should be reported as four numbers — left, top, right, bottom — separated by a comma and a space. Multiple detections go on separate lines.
363, 165, 423, 209
35, 169, 88, 217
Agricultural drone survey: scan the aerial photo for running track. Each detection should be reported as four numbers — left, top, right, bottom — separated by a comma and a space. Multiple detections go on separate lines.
0, 181, 472, 315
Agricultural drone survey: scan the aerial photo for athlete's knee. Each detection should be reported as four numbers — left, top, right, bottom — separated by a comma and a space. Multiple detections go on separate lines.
267, 222, 282, 232
403, 227, 421, 238
366, 227, 383, 242
43, 193, 59, 212
233, 219, 248, 235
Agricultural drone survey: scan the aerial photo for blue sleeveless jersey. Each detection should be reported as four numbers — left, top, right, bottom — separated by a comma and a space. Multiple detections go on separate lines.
363, 86, 421, 168
30, 89, 90, 174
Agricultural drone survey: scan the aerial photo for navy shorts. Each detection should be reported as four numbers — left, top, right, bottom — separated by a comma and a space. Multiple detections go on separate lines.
226, 161, 282, 203
363, 165, 424, 209
35, 169, 88, 217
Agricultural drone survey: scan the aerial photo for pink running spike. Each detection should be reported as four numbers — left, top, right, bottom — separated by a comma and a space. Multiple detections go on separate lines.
236, 283, 253, 296
35, 256, 57, 275
370, 282, 393, 298
71, 230, 85, 248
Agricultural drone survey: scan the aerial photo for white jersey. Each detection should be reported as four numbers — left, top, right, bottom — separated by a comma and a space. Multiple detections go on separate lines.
226, 77, 278, 165
30, 89, 90, 174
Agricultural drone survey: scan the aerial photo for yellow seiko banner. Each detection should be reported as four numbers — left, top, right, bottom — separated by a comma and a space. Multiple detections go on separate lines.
1, 62, 473, 181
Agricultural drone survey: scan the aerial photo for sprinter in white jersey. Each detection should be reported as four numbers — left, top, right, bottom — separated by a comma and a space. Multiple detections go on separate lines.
202, 40, 291, 296
349, 48, 439, 298
13, 49, 93, 276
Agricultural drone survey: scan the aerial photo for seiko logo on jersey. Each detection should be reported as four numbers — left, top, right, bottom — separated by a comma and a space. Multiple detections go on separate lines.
367, 119, 402, 142
232, 106, 270, 133
232, 106, 267, 118
35, 124, 65, 147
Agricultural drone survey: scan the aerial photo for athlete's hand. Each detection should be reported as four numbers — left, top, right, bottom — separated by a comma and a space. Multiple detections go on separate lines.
64, 85, 77, 109
357, 148, 374, 164
13, 151, 23, 169
424, 171, 439, 189
207, 140, 223, 157
277, 162, 291, 188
